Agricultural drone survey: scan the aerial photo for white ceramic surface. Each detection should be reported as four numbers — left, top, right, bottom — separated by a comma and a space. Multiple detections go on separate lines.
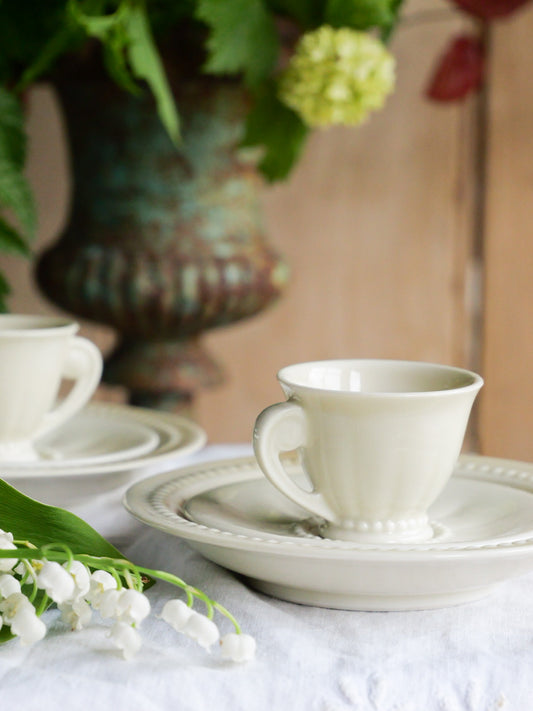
124, 454, 533, 611
0, 315, 103, 461
254, 359, 483, 542
1, 403, 206, 506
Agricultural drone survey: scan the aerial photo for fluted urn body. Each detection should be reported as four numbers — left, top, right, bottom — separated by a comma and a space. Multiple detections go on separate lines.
37, 70, 288, 409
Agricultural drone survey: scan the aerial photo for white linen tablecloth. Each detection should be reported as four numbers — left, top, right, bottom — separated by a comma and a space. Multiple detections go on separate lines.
0, 444, 531, 710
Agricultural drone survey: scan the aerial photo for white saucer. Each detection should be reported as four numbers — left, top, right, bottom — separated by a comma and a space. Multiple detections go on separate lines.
124, 454, 533, 611
2, 403, 206, 507
4, 411, 160, 467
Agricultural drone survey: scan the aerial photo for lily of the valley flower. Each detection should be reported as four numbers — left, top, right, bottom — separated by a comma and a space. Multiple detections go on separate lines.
36, 561, 76, 604
0, 593, 46, 645
87, 570, 117, 608
0, 530, 17, 572
58, 597, 92, 631
183, 612, 220, 650
220, 633, 257, 663
64, 560, 90, 597
115, 589, 150, 626
161, 599, 219, 650
109, 620, 142, 660
0, 574, 21, 598
0, 534, 256, 662
161, 598, 193, 632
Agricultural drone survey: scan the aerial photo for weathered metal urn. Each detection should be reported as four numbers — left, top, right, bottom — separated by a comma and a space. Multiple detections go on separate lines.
37, 61, 288, 410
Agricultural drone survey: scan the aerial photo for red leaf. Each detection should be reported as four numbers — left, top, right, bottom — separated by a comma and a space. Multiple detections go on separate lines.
451, 0, 531, 19
426, 35, 484, 102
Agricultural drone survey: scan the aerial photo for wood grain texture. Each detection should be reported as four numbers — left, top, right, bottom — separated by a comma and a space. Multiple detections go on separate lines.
479, 6, 533, 459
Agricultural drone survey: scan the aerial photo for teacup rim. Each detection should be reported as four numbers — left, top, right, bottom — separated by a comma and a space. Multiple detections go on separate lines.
277, 358, 484, 397
0, 314, 79, 336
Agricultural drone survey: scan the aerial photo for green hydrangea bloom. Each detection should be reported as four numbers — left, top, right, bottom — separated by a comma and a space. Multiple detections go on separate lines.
278, 26, 395, 128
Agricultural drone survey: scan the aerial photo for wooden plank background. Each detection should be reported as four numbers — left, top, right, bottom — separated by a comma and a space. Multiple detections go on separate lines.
2, 2, 532, 458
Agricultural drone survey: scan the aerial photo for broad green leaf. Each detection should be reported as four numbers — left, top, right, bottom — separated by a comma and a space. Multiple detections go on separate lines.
265, 0, 326, 28
325, 0, 395, 29
0, 271, 10, 313
0, 162, 36, 238
381, 0, 405, 42
125, 3, 180, 145
0, 479, 124, 557
0, 88, 26, 169
242, 81, 308, 181
103, 37, 143, 96
0, 216, 32, 257
197, 0, 280, 87
15, 24, 84, 93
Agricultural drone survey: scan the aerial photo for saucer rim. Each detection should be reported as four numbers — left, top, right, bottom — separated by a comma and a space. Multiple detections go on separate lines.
123, 453, 533, 560
2, 403, 207, 479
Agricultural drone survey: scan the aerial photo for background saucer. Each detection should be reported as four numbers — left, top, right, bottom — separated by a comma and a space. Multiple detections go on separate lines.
1, 403, 206, 507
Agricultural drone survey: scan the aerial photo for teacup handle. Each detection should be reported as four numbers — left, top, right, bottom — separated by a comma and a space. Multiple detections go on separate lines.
253, 401, 336, 521
34, 336, 103, 439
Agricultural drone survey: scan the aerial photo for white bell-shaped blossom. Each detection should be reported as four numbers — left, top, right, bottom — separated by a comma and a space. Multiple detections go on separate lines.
0, 531, 18, 572
161, 599, 193, 632
0, 573, 21, 598
115, 589, 150, 626
10, 606, 47, 645
109, 621, 142, 660
0, 592, 46, 645
98, 588, 123, 619
63, 561, 90, 598
36, 561, 76, 604
59, 597, 92, 631
87, 570, 117, 608
220, 633, 257, 663
183, 612, 220, 650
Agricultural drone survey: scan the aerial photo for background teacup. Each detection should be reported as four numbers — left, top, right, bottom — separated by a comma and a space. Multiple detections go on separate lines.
253, 359, 483, 543
0, 315, 103, 462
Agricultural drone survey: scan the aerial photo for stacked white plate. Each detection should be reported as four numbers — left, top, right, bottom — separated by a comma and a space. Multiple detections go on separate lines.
0, 402, 206, 507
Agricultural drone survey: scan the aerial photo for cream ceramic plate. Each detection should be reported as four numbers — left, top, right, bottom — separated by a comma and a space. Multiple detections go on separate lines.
2, 403, 206, 478
1, 403, 206, 507
3, 411, 160, 468
124, 454, 533, 611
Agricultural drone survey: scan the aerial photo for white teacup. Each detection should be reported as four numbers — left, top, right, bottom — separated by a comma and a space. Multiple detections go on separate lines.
0, 315, 103, 462
253, 359, 483, 543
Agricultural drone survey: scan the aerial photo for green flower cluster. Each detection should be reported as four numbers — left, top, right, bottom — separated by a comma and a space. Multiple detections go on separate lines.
279, 26, 396, 129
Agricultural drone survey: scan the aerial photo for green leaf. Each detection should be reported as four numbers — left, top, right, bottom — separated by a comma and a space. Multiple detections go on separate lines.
0, 161, 36, 238
0, 216, 32, 257
0, 479, 124, 558
265, 0, 326, 28
197, 0, 280, 87
0, 88, 26, 170
325, 0, 396, 29
15, 24, 84, 93
0, 271, 10, 313
242, 81, 308, 181
124, 3, 180, 145
380, 0, 405, 42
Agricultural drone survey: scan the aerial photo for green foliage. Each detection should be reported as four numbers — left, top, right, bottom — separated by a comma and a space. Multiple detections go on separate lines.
325, 0, 398, 29
196, 0, 280, 87
242, 81, 308, 182
0, 0, 402, 309
0, 478, 123, 557
0, 88, 36, 311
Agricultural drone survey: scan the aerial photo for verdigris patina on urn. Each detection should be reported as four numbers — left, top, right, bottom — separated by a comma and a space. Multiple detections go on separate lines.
37, 64, 288, 410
